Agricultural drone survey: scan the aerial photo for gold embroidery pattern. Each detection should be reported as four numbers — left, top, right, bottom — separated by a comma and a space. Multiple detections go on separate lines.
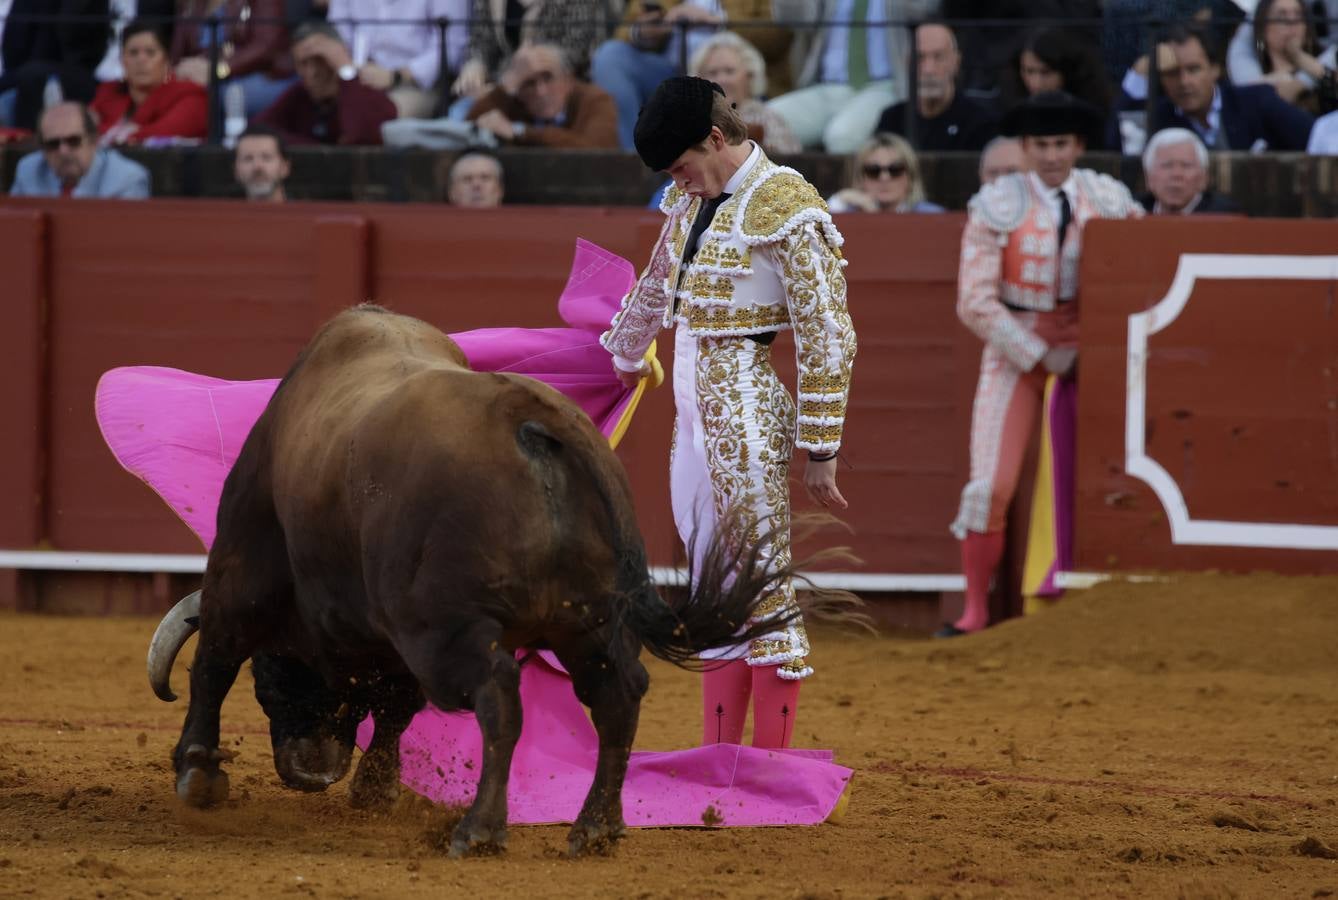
686, 271, 735, 303
602, 215, 679, 360
695, 241, 751, 271
695, 337, 809, 674
742, 172, 826, 240
710, 209, 736, 234
685, 303, 790, 334
776, 228, 855, 451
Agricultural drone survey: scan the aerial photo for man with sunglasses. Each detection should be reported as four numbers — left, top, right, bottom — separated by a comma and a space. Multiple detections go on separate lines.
10, 101, 149, 199
602, 76, 856, 751
944, 91, 1142, 638
468, 44, 618, 149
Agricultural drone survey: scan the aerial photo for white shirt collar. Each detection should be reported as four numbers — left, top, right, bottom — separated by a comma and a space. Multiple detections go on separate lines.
721, 141, 762, 196
1029, 170, 1077, 203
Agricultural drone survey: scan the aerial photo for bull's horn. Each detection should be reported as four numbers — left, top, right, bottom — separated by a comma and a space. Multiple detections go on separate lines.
147, 590, 201, 702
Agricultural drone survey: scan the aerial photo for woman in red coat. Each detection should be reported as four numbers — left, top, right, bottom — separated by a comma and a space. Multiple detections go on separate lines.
92, 20, 209, 146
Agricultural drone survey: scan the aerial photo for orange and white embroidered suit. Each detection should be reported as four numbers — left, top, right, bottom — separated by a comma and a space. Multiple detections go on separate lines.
600, 147, 856, 679
952, 169, 1142, 538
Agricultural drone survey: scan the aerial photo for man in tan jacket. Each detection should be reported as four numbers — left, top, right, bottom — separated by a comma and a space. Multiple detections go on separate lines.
468, 44, 619, 148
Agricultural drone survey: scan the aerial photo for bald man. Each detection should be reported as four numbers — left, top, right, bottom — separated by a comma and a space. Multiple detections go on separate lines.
873, 22, 998, 152
468, 44, 619, 149
10, 102, 150, 199
978, 136, 1025, 185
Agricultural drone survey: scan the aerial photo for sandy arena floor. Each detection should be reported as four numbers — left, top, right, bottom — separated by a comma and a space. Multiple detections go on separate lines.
2, 573, 1337, 899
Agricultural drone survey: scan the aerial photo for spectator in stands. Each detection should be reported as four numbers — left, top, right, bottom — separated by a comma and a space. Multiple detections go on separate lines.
592, 1, 793, 150
943, 0, 1102, 98
446, 150, 504, 207
0, 0, 111, 131
93, 2, 177, 85
9, 100, 150, 197
689, 31, 798, 154
467, 44, 618, 148
768, 0, 941, 154
327, 0, 462, 118
171, 0, 297, 119
827, 132, 943, 214
233, 123, 289, 202
874, 21, 996, 152
977, 135, 1024, 185
1228, 0, 1338, 114
92, 19, 208, 145
1150, 22, 1314, 150
1101, 0, 1242, 85
451, 0, 607, 107
1139, 127, 1238, 214
255, 22, 397, 145
1005, 27, 1114, 149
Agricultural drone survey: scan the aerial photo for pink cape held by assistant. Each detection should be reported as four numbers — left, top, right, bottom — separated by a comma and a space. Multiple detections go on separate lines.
94, 239, 852, 827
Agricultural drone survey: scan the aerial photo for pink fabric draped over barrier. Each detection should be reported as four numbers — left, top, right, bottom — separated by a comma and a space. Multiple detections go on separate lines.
94, 239, 852, 827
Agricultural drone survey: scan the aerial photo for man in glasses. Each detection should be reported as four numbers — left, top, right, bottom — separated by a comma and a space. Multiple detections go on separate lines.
945, 91, 1142, 638
601, 76, 856, 751
467, 44, 618, 149
10, 101, 150, 199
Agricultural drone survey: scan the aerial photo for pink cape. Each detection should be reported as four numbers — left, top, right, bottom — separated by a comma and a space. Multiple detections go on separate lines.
95, 239, 852, 827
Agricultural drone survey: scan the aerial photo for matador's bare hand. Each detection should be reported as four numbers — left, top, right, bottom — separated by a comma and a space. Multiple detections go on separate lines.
804, 456, 847, 510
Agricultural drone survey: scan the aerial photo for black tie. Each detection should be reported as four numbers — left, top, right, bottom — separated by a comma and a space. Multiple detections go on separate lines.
1056, 188, 1072, 248
683, 192, 731, 267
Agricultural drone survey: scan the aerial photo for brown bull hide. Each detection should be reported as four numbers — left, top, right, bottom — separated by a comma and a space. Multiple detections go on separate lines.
162, 305, 805, 858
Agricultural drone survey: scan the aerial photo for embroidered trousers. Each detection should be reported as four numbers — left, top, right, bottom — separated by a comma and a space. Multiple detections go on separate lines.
670, 327, 812, 680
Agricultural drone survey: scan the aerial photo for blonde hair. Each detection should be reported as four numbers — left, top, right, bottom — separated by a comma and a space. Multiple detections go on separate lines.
688, 31, 768, 99
708, 91, 749, 144
852, 132, 926, 209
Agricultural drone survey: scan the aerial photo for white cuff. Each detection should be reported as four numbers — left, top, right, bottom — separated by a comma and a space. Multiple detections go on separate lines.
612, 355, 648, 373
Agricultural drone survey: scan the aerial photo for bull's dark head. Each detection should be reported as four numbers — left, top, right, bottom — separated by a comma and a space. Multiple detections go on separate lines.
149, 593, 355, 792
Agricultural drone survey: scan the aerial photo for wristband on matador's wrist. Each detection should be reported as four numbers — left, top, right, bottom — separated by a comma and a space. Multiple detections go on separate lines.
808, 449, 837, 462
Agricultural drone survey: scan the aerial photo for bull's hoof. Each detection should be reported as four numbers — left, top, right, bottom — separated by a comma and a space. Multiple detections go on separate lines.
447, 819, 508, 859
348, 755, 400, 811
274, 736, 352, 792
566, 818, 625, 857
175, 744, 230, 808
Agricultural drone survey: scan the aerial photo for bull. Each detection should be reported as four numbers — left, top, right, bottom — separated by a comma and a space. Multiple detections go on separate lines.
145, 305, 818, 857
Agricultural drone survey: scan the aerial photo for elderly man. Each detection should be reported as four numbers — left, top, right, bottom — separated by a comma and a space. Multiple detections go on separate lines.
255, 22, 398, 146
873, 22, 997, 152
468, 45, 619, 149
447, 151, 504, 208
234, 125, 291, 203
1139, 127, 1239, 215
9, 101, 150, 198
978, 135, 1025, 185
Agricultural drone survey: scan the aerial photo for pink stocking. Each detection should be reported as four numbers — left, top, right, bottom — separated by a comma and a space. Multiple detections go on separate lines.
701, 659, 752, 745
957, 530, 1005, 632
750, 665, 801, 749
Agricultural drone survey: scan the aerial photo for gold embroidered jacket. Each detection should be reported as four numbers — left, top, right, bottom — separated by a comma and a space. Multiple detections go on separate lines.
601, 151, 856, 452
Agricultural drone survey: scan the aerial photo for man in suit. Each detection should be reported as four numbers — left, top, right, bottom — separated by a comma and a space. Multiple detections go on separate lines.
9, 101, 149, 198
469, 44, 619, 149
1151, 21, 1313, 151
1139, 126, 1240, 215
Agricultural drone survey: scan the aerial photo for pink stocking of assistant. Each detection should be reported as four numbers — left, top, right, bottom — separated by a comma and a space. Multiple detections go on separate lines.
957, 530, 1005, 632
701, 659, 752, 745
750, 665, 801, 749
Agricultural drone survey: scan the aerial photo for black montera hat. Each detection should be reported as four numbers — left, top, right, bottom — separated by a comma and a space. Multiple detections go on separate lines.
1000, 90, 1104, 138
633, 76, 725, 171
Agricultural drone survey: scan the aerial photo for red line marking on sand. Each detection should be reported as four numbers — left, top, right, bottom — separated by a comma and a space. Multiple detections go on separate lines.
0, 717, 270, 737
868, 761, 1316, 809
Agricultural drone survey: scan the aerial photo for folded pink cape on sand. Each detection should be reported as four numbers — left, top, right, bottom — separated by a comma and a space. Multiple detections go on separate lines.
95, 239, 852, 827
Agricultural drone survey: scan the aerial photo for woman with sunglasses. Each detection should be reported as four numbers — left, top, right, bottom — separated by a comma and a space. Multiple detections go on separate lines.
827, 132, 944, 214
90, 19, 208, 146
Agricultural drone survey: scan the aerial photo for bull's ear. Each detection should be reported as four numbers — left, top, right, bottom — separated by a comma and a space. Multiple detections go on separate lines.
516, 420, 563, 458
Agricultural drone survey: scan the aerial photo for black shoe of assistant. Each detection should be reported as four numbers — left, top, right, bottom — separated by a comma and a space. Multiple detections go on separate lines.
932, 623, 969, 639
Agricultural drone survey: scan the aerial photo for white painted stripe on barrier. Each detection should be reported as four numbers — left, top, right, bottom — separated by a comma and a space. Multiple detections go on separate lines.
0, 551, 967, 592
1126, 254, 1338, 550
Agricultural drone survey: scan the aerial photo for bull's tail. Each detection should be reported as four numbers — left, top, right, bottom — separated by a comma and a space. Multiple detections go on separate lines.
621, 508, 872, 668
